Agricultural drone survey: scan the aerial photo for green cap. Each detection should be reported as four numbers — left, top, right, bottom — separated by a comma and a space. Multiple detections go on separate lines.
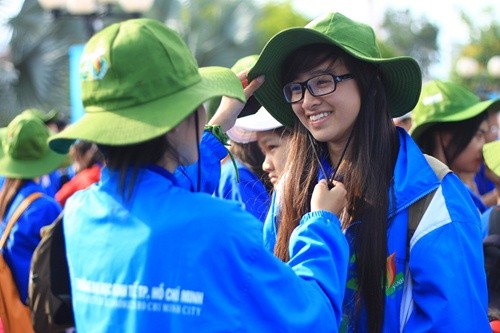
248, 12, 422, 127
49, 18, 245, 154
0, 113, 66, 179
410, 80, 500, 141
483, 140, 500, 177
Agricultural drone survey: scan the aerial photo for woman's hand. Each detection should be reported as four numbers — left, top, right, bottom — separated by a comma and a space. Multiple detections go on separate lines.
311, 179, 347, 216
208, 70, 265, 132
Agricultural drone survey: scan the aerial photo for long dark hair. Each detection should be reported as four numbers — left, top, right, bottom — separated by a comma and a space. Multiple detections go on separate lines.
98, 135, 179, 200
415, 112, 488, 168
275, 44, 398, 333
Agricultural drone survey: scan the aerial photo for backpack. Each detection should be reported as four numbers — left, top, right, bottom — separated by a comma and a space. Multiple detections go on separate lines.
407, 154, 450, 255
0, 192, 42, 333
28, 213, 74, 332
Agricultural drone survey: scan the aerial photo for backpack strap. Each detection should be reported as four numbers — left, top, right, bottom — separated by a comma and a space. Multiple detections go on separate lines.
407, 155, 450, 256
0, 192, 44, 250
488, 206, 500, 236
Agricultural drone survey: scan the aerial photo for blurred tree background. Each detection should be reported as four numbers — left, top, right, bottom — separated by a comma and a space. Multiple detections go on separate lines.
451, 7, 500, 99
0, 0, 498, 126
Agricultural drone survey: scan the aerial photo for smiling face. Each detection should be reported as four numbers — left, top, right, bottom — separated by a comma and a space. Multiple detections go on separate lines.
289, 59, 362, 153
256, 129, 290, 189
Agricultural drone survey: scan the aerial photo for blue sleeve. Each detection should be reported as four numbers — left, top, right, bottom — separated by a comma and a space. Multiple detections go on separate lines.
234, 208, 348, 331
262, 189, 280, 252
175, 130, 228, 193
232, 168, 269, 222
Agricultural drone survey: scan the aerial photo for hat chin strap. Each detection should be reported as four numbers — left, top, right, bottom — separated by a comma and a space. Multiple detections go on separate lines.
307, 127, 354, 189
195, 110, 201, 193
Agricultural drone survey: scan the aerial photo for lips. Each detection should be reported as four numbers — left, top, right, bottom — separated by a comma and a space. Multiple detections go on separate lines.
269, 175, 278, 185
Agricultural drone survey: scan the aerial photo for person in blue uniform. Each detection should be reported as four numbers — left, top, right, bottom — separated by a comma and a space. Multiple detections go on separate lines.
0, 113, 66, 303
48, 19, 349, 333
411, 80, 500, 214
248, 11, 490, 332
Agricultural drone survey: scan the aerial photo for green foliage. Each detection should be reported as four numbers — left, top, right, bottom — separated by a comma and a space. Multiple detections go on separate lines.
254, 0, 308, 49
453, 8, 500, 97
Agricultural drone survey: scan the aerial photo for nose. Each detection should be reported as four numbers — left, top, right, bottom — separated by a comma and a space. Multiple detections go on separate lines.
301, 86, 321, 109
262, 155, 273, 174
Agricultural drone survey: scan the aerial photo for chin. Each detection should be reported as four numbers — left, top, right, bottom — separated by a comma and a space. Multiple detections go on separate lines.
309, 131, 335, 143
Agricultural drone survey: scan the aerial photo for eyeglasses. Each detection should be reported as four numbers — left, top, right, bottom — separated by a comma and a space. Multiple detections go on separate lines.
283, 73, 353, 104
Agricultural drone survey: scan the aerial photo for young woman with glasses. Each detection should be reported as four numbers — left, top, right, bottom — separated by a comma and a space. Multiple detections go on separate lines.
248, 12, 490, 332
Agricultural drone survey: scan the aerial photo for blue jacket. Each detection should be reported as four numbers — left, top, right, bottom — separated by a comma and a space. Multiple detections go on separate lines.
64, 166, 348, 333
0, 181, 62, 303
214, 159, 270, 222
264, 129, 489, 332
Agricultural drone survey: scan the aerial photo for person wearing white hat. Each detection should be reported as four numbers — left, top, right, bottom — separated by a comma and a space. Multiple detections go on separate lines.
216, 107, 292, 222
227, 107, 292, 189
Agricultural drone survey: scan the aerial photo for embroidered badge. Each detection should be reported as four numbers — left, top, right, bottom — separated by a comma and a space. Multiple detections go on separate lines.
80, 46, 109, 81
386, 252, 404, 296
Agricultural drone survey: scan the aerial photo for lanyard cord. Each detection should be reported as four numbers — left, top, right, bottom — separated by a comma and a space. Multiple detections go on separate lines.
307, 127, 354, 189
195, 111, 201, 192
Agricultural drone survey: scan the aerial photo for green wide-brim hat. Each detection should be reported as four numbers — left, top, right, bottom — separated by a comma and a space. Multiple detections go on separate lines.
410, 80, 500, 141
0, 113, 66, 179
248, 12, 422, 128
483, 140, 500, 177
49, 18, 245, 154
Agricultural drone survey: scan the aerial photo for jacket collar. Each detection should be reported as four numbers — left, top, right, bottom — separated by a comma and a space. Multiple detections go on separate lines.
389, 128, 441, 217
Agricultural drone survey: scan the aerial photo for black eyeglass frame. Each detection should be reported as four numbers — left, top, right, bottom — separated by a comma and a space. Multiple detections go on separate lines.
283, 73, 353, 104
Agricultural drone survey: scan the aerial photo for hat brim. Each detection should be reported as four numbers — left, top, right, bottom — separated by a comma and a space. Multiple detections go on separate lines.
49, 67, 245, 154
483, 140, 500, 177
411, 98, 500, 141
248, 27, 421, 127
0, 147, 66, 179
227, 107, 284, 143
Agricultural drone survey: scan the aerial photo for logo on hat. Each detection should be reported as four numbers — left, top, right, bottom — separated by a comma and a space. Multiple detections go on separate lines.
80, 46, 109, 81
423, 93, 443, 106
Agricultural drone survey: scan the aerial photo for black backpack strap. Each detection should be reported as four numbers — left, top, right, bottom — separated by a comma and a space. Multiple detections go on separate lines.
489, 206, 500, 236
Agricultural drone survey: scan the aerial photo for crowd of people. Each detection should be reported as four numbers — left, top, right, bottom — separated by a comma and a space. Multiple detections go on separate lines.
0, 10, 499, 333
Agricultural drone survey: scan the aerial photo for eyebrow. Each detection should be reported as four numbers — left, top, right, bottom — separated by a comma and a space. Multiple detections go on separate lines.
298, 63, 346, 79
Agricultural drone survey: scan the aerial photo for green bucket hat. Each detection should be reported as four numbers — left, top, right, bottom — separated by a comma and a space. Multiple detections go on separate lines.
410, 80, 500, 141
49, 18, 245, 154
0, 113, 66, 179
483, 140, 500, 177
248, 12, 422, 128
